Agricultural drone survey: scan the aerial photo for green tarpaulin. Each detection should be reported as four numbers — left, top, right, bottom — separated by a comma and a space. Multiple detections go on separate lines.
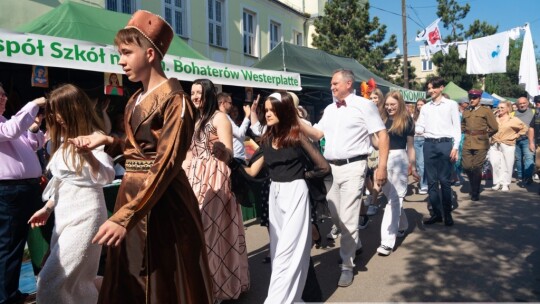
253, 42, 399, 89
15, 1, 207, 60
253, 42, 426, 101
442, 81, 468, 102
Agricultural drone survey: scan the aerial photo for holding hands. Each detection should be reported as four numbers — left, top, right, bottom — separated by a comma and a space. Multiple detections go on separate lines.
68, 133, 112, 152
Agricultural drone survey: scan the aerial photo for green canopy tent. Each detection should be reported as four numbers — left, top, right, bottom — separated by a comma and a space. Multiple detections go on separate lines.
15, 1, 207, 59
253, 41, 426, 104
442, 81, 468, 102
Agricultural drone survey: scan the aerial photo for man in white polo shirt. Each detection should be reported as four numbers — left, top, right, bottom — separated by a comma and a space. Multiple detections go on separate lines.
300, 69, 389, 287
416, 76, 461, 226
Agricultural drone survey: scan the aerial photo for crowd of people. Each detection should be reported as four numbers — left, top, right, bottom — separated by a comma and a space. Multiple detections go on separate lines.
1, 9, 540, 304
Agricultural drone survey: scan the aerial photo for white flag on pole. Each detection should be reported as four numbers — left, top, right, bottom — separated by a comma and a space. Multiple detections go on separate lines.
519, 24, 539, 97
416, 18, 443, 56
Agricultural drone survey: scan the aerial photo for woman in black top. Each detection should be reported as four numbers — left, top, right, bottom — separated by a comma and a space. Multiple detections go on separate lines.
244, 91, 330, 304
376, 91, 419, 256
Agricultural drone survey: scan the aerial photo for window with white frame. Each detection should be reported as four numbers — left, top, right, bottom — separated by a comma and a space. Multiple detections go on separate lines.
164, 0, 187, 37
243, 10, 257, 56
422, 59, 433, 71
293, 30, 303, 46
269, 21, 281, 50
106, 0, 135, 14
208, 0, 225, 47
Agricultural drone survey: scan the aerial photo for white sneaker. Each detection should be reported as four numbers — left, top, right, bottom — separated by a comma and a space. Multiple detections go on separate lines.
377, 245, 392, 256
367, 204, 378, 216
501, 185, 509, 192
533, 174, 539, 181
492, 184, 501, 191
326, 225, 341, 240
418, 188, 428, 195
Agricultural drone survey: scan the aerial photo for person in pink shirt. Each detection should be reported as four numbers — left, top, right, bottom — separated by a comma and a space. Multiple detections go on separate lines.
0, 82, 46, 304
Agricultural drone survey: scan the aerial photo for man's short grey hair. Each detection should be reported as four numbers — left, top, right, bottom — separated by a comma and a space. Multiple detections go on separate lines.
333, 68, 355, 83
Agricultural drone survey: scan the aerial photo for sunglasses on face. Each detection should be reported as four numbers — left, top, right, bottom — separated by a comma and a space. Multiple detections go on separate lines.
468, 94, 481, 99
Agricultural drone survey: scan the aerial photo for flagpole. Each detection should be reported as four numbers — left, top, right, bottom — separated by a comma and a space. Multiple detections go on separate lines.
402, 0, 409, 89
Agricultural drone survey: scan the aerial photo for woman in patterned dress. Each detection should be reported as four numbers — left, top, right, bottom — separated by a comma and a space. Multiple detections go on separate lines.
183, 79, 249, 302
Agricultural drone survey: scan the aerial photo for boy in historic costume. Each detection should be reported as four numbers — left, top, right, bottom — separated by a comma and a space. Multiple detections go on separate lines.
69, 10, 213, 303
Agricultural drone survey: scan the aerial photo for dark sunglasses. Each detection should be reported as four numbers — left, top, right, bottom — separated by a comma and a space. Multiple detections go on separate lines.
468, 94, 481, 99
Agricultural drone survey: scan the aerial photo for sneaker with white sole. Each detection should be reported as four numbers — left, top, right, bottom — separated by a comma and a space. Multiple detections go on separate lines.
418, 188, 428, 195
377, 245, 392, 256
501, 185, 509, 192
358, 215, 369, 230
366, 204, 378, 216
492, 184, 501, 191
327, 225, 341, 240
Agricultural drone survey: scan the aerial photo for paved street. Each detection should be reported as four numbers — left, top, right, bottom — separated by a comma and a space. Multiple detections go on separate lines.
228, 179, 540, 303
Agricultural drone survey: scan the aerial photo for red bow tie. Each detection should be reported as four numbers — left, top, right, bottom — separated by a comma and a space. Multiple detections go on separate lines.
336, 100, 347, 108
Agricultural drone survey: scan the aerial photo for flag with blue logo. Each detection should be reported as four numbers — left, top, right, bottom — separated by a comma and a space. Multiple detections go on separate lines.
466, 31, 510, 74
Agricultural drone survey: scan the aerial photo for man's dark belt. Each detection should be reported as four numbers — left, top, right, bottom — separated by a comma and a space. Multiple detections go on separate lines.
465, 130, 487, 135
0, 178, 40, 186
328, 154, 368, 166
425, 137, 452, 143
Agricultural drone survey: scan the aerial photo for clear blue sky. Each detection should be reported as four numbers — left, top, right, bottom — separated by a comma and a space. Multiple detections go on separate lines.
368, 0, 540, 57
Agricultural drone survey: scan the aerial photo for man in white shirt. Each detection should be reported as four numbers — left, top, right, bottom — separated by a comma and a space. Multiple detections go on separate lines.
300, 69, 389, 287
217, 92, 251, 162
415, 77, 461, 226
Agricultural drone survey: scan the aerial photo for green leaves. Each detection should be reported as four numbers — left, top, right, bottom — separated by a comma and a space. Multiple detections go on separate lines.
312, 0, 399, 79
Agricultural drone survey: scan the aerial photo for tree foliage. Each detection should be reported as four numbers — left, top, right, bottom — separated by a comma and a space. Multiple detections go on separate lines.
312, 0, 399, 79
431, 0, 500, 90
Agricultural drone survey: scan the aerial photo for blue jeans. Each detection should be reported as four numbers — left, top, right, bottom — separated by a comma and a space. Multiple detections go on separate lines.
414, 137, 427, 190
514, 138, 534, 179
0, 182, 41, 304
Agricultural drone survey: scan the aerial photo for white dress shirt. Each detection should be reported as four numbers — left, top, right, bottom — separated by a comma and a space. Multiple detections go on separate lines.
314, 93, 385, 160
415, 96, 462, 149
229, 115, 250, 160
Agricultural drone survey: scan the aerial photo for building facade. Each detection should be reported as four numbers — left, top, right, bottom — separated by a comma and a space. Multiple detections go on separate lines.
0, 0, 330, 67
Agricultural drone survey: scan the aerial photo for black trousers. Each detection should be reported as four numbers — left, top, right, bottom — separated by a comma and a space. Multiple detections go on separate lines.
0, 181, 41, 304
424, 141, 454, 217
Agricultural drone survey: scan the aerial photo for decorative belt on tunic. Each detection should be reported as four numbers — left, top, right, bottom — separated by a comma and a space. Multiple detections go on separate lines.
125, 159, 155, 172
465, 130, 487, 135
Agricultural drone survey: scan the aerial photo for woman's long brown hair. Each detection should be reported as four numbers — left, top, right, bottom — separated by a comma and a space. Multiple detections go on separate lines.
46, 84, 105, 175
261, 91, 301, 148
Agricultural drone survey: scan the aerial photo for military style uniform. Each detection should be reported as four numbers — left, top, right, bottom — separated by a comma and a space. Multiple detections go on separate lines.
461, 105, 498, 200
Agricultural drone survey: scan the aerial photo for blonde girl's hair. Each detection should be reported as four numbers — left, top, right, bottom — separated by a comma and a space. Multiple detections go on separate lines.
382, 90, 411, 136
46, 84, 105, 175
370, 88, 385, 116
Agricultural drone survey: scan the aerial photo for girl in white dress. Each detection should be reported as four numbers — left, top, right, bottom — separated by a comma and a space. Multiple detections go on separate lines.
28, 84, 114, 304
